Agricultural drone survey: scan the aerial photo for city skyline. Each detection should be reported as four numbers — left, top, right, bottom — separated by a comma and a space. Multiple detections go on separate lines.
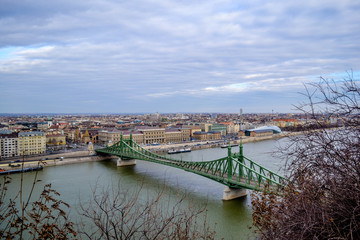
1, 0, 359, 113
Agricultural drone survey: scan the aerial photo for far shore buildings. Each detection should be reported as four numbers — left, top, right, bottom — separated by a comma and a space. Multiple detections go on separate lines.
193, 131, 222, 141
98, 127, 191, 145
272, 119, 299, 128
0, 131, 46, 159
0, 132, 19, 159
243, 125, 282, 137
18, 132, 46, 156
46, 134, 66, 145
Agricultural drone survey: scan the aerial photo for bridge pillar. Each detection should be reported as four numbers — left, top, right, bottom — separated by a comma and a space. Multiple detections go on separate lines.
116, 157, 136, 167
223, 187, 247, 200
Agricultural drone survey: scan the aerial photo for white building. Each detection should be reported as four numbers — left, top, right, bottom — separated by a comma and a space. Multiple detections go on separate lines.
0, 132, 19, 159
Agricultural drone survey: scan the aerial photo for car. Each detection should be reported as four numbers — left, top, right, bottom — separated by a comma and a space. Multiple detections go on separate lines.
15, 159, 21, 162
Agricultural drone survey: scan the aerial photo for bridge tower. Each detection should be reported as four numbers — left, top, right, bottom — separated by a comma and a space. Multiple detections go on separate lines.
223, 141, 247, 200
116, 132, 136, 167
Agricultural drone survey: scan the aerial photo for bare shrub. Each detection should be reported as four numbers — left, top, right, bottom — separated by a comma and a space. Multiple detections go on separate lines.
252, 73, 360, 239
78, 182, 216, 240
0, 172, 77, 239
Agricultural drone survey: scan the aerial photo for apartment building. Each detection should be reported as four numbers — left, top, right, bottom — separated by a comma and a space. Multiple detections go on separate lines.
18, 131, 46, 156
0, 132, 19, 158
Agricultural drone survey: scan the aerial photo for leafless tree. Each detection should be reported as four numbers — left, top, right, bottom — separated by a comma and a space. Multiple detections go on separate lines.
252, 73, 360, 239
1, 163, 216, 239
78, 182, 216, 240
0, 162, 77, 239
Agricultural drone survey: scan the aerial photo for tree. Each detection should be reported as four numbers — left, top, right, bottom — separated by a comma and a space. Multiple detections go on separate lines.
252, 73, 360, 239
78, 182, 216, 240
1, 164, 216, 239
0, 166, 77, 239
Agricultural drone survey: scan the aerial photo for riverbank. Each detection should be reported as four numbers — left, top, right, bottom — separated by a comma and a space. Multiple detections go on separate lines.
147, 131, 301, 154
0, 131, 302, 171
0, 150, 117, 170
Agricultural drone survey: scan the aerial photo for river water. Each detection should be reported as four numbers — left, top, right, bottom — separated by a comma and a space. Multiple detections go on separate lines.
5, 138, 288, 239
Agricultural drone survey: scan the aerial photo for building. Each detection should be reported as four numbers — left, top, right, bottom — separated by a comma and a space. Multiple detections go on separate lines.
37, 122, 49, 131
99, 127, 190, 146
18, 131, 46, 156
250, 125, 282, 134
238, 130, 245, 137
0, 132, 19, 159
209, 124, 227, 136
122, 131, 144, 144
180, 128, 191, 142
193, 131, 222, 141
46, 134, 66, 145
189, 127, 202, 137
220, 122, 239, 134
273, 119, 298, 128
245, 129, 273, 137
200, 123, 212, 132
98, 130, 145, 145
244, 126, 281, 137
165, 129, 183, 143
138, 127, 165, 144
207, 131, 222, 140
193, 131, 207, 141
98, 130, 124, 145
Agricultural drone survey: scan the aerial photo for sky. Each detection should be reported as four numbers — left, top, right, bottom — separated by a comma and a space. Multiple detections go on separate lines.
0, 0, 359, 114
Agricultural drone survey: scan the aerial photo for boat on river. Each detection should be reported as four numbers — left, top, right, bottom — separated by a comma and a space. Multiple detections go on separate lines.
220, 144, 239, 148
168, 148, 191, 154
0, 166, 43, 175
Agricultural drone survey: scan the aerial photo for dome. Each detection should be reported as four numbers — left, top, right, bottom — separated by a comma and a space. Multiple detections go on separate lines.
251, 125, 282, 134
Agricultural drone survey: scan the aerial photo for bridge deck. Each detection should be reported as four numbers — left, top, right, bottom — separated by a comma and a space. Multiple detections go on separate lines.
96, 138, 286, 192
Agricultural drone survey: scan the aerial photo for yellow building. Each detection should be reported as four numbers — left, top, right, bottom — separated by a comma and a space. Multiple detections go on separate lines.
123, 131, 144, 144
46, 134, 66, 145
190, 127, 202, 136
193, 132, 208, 141
183, 123, 212, 132
193, 131, 221, 141
98, 130, 144, 145
199, 123, 212, 132
99, 127, 190, 146
165, 129, 183, 143
273, 119, 298, 128
180, 128, 191, 142
141, 127, 165, 144
18, 131, 46, 156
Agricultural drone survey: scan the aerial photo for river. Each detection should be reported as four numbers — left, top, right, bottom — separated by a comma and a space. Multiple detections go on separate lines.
4, 138, 288, 239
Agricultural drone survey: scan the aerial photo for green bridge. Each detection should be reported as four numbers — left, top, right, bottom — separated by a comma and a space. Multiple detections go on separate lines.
95, 134, 287, 200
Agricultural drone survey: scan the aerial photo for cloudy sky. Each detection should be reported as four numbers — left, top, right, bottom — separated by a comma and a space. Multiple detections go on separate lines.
0, 0, 359, 113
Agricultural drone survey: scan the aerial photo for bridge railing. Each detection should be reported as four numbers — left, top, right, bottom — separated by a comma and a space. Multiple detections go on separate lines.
231, 156, 287, 191
179, 155, 286, 191
243, 155, 286, 184
97, 140, 287, 192
131, 141, 173, 160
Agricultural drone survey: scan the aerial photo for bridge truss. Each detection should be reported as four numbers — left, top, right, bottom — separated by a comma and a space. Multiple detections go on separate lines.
95, 134, 287, 192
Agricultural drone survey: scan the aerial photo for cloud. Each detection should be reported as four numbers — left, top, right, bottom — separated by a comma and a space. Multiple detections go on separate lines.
0, 0, 359, 113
